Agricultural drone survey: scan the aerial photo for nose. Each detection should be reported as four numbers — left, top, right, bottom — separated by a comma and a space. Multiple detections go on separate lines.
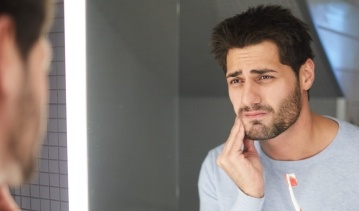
241, 81, 261, 107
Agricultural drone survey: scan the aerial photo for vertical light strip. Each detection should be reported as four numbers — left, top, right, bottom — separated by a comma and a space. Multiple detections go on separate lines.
64, 0, 88, 210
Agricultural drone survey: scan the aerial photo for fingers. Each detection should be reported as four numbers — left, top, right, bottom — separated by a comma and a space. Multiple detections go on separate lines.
232, 118, 246, 151
243, 138, 257, 153
222, 116, 244, 154
217, 117, 245, 167
216, 118, 264, 197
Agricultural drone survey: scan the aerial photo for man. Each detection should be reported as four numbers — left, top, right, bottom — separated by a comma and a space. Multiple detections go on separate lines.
0, 0, 53, 210
199, 5, 359, 211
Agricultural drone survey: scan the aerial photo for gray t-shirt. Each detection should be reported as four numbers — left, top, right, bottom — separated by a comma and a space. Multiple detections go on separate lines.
199, 118, 359, 211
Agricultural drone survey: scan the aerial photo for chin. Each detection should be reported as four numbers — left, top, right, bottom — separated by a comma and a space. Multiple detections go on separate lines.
244, 122, 278, 141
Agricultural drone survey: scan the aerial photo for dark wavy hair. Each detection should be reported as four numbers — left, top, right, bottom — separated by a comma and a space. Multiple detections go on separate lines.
211, 5, 314, 76
0, 0, 53, 60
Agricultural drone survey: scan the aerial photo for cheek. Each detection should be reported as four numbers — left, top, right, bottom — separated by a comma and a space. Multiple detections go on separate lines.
30, 41, 51, 108
228, 89, 242, 114
263, 83, 292, 110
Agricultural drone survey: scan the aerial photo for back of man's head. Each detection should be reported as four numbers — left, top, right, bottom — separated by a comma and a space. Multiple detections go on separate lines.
0, 0, 53, 60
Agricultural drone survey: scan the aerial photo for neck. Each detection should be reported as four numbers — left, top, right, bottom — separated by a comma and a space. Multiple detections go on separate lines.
259, 110, 338, 161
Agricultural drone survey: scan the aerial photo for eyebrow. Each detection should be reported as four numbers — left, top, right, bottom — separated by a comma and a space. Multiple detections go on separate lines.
226, 69, 277, 78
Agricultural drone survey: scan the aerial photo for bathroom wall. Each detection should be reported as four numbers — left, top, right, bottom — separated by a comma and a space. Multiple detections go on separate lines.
10, 1, 69, 211
307, 0, 359, 125
86, 0, 179, 210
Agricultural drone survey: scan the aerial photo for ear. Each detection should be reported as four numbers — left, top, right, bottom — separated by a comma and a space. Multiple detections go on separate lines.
299, 58, 315, 91
0, 15, 18, 95
0, 16, 20, 123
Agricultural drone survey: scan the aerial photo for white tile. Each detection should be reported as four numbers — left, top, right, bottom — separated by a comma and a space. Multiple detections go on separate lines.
14, 196, 21, 204
41, 199, 50, 210
49, 61, 57, 75
57, 76, 66, 89
58, 105, 67, 118
59, 161, 68, 174
48, 105, 58, 118
49, 146, 59, 160
21, 197, 31, 209
60, 188, 68, 201
30, 185, 40, 198
49, 33, 57, 46
30, 172, 40, 185
56, 46, 65, 61
31, 198, 40, 211
56, 61, 66, 76
49, 133, 59, 146
56, 33, 65, 47
39, 159, 49, 173
58, 133, 67, 147
60, 175, 68, 188
40, 146, 49, 159
58, 90, 66, 104
61, 202, 69, 211
49, 160, 59, 173
54, 18, 64, 32
52, 46, 58, 61
49, 90, 58, 104
59, 147, 67, 161
21, 185, 30, 196
50, 174, 60, 187
42, 134, 49, 145
48, 118, 58, 132
39, 173, 49, 186
51, 200, 61, 211
49, 75, 58, 90
58, 119, 67, 132
50, 187, 60, 200
40, 186, 50, 199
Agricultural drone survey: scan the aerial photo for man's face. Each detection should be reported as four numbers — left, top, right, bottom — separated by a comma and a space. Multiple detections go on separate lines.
226, 41, 302, 140
5, 36, 51, 185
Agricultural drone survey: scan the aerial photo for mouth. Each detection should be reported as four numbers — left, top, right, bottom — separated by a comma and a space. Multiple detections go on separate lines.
242, 111, 268, 120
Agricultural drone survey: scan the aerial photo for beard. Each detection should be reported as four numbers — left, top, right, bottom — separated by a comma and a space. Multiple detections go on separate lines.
239, 82, 302, 140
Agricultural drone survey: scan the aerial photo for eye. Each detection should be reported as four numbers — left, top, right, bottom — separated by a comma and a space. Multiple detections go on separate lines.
259, 75, 273, 80
229, 78, 241, 85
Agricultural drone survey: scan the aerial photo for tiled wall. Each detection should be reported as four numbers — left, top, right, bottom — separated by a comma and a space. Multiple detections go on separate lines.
10, 1, 68, 211
308, 0, 359, 125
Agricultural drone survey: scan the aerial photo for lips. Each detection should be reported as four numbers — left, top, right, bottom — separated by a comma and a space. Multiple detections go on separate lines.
242, 111, 268, 119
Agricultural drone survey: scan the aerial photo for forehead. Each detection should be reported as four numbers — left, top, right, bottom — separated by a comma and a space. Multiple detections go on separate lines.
226, 41, 282, 74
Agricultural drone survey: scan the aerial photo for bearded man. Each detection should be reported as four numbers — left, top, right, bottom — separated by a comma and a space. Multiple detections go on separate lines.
199, 5, 359, 211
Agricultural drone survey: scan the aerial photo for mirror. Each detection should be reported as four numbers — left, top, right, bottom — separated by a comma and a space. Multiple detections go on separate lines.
64, 0, 358, 210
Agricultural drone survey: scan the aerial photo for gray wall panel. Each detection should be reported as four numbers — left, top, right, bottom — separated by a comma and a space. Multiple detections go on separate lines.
87, 1, 179, 210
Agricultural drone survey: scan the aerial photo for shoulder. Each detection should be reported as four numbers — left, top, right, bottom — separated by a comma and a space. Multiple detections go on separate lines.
199, 144, 224, 185
341, 121, 359, 132
328, 117, 359, 151
201, 144, 224, 167
335, 118, 359, 137
208, 144, 225, 157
